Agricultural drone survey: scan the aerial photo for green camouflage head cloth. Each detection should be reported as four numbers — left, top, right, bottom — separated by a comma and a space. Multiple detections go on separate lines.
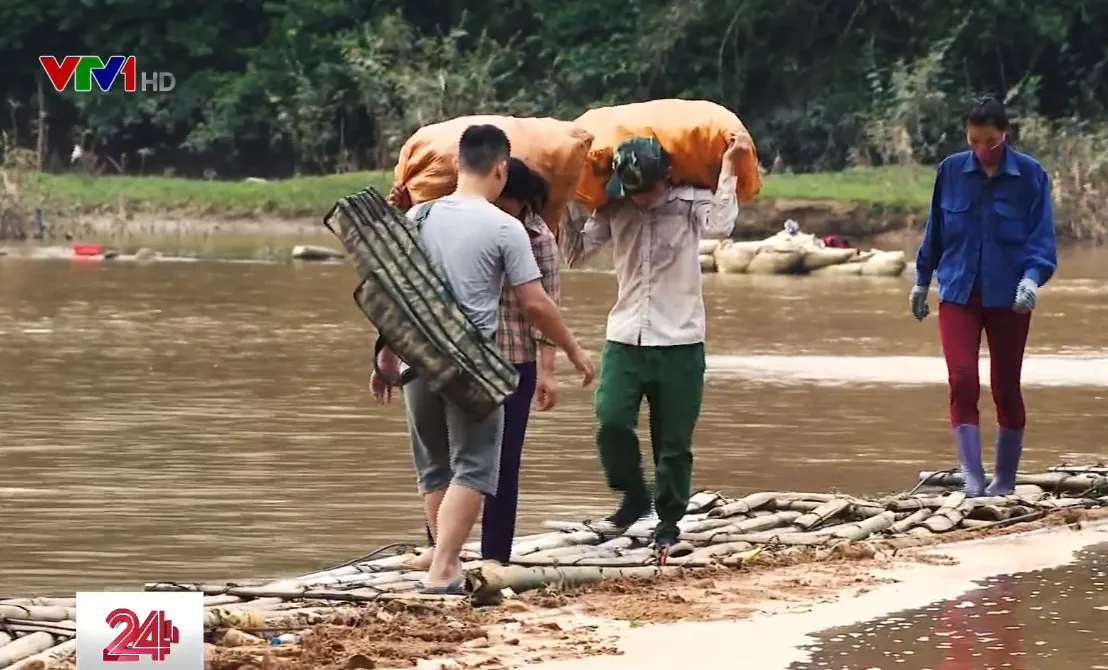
605, 136, 669, 199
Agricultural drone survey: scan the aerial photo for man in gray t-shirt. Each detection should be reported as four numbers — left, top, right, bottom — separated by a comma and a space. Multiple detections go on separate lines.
371, 124, 595, 594
412, 194, 542, 338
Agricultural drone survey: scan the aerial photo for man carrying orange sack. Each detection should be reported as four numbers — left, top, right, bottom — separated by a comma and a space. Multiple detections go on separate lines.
560, 132, 749, 560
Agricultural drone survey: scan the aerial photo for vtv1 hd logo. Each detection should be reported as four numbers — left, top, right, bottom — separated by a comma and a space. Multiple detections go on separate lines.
39, 56, 176, 93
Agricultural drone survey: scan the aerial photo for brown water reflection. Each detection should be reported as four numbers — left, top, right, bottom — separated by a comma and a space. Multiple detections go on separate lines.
794, 544, 1108, 669
1, 248, 1107, 595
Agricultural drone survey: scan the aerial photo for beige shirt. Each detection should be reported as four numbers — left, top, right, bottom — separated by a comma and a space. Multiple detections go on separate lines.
560, 173, 739, 346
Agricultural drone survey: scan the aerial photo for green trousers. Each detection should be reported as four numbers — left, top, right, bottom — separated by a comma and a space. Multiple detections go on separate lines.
594, 340, 706, 537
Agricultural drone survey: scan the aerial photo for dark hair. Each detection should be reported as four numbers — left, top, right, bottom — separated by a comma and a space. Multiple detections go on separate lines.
962, 97, 1010, 131
500, 157, 550, 212
458, 124, 511, 175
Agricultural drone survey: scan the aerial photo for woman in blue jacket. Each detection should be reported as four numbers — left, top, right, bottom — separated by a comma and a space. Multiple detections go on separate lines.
909, 97, 1057, 497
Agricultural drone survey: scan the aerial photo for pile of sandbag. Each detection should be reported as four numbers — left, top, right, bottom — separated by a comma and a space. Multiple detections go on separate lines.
388, 115, 594, 232
573, 99, 762, 212
701, 220, 907, 277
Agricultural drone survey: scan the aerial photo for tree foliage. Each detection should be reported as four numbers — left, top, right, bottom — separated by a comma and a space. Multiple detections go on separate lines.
1, 0, 1105, 177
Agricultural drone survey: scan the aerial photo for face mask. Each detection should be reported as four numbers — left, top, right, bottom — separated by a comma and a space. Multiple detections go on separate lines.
973, 137, 1006, 165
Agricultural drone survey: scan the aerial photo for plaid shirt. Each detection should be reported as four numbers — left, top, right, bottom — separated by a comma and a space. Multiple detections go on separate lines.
496, 208, 561, 363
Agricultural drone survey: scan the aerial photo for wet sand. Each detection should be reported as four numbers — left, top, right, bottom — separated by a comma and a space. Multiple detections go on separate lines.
508, 522, 1108, 670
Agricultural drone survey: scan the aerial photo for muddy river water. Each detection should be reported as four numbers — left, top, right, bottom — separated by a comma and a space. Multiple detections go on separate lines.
2, 247, 1107, 666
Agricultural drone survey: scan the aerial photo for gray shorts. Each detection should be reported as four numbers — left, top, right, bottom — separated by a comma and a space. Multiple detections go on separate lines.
403, 376, 504, 497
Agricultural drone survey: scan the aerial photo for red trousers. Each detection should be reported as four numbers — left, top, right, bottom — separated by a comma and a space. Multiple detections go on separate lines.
938, 291, 1031, 429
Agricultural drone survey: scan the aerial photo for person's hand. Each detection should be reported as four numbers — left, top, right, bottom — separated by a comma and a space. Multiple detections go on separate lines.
1013, 277, 1038, 313
724, 131, 754, 159
534, 370, 557, 411
370, 349, 400, 403
909, 285, 930, 321
566, 343, 595, 387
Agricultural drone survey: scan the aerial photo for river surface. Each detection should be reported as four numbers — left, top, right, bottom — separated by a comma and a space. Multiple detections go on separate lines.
1, 249, 1107, 599
795, 543, 1108, 670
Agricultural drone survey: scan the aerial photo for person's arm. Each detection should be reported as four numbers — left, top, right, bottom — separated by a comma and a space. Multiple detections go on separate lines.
1022, 168, 1058, 287
914, 164, 946, 287
559, 202, 613, 268
530, 227, 562, 372
691, 156, 740, 237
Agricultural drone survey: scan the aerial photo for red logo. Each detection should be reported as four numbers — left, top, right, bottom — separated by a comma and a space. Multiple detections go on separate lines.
102, 609, 180, 662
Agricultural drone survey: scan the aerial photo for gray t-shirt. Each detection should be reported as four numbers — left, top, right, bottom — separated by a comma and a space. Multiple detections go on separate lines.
409, 194, 542, 339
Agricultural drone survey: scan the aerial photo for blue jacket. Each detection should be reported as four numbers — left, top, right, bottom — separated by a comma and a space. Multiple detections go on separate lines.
914, 147, 1057, 308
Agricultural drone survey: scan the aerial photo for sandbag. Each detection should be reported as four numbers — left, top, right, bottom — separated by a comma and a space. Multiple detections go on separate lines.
573, 99, 761, 212
746, 248, 803, 275
323, 188, 519, 421
802, 247, 858, 271
860, 250, 907, 277
389, 115, 594, 233
714, 239, 760, 274
699, 253, 716, 273
809, 261, 865, 276
698, 239, 721, 255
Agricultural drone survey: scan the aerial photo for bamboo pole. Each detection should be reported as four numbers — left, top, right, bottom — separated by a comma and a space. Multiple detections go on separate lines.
919, 501, 975, 533
466, 564, 680, 601
0, 599, 75, 608
888, 508, 932, 534
766, 499, 823, 513
1048, 466, 1108, 474
0, 632, 55, 668
918, 471, 1106, 494
8, 639, 76, 670
793, 498, 852, 531
0, 619, 75, 639
828, 511, 897, 540
709, 492, 790, 517
687, 491, 725, 513
593, 536, 636, 553
0, 605, 74, 623
668, 542, 754, 567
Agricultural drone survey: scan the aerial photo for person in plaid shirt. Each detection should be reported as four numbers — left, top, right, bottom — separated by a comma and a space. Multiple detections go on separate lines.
484, 157, 562, 562
414, 157, 563, 565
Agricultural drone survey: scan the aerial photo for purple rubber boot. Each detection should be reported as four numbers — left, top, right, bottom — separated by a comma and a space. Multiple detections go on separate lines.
985, 427, 1024, 496
954, 424, 986, 497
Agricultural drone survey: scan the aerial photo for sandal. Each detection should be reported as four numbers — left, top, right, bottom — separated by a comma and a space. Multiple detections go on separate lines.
421, 578, 466, 596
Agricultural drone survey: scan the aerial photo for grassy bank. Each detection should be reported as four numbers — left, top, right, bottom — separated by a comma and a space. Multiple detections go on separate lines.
35, 165, 934, 218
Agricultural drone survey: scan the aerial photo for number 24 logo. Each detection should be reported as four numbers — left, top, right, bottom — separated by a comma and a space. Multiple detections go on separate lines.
103, 608, 178, 662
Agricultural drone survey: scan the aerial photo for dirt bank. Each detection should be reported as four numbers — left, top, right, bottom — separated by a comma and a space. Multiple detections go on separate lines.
736, 199, 920, 240
24, 198, 920, 245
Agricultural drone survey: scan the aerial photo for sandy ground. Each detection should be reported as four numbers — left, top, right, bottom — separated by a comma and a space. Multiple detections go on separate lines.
191, 510, 1108, 670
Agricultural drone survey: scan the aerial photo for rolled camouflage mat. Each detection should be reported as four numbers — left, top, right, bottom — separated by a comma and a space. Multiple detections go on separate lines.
323, 187, 519, 421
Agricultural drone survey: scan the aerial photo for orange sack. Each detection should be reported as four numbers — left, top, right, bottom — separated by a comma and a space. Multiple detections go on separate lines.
388, 115, 594, 232
573, 99, 762, 212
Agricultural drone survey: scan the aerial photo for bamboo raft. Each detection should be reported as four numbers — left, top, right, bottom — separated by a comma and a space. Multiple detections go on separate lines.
2, 465, 1107, 668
